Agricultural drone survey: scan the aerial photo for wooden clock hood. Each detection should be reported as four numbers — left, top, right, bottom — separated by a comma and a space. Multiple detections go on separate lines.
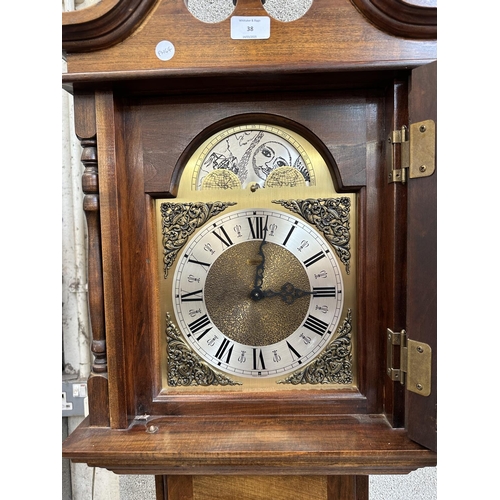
62, 0, 436, 88
62, 0, 437, 497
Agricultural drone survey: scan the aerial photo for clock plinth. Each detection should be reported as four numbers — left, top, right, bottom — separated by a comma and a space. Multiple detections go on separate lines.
62, 0, 437, 498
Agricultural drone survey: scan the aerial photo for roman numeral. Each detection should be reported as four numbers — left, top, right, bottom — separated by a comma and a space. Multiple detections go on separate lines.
286, 341, 302, 363
282, 223, 297, 246
188, 314, 211, 334
180, 289, 203, 302
253, 348, 266, 370
303, 251, 326, 268
195, 328, 212, 342
247, 216, 266, 240
187, 256, 211, 270
215, 338, 234, 364
212, 225, 233, 248
312, 287, 337, 298
303, 314, 329, 336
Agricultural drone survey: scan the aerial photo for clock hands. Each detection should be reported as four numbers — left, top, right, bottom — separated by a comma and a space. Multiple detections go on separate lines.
261, 282, 314, 305
249, 216, 313, 305
250, 216, 269, 301
252, 278, 313, 305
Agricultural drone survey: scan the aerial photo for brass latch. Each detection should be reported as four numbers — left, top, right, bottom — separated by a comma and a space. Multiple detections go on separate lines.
388, 120, 436, 184
387, 329, 432, 396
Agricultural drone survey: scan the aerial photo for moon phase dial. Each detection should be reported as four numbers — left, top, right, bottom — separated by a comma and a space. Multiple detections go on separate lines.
192, 125, 315, 191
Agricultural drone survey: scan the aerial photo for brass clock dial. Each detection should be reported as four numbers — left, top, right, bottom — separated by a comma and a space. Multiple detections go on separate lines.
172, 208, 344, 378
157, 120, 356, 390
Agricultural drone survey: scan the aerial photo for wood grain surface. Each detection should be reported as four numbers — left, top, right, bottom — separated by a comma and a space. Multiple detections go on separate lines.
63, 414, 436, 475
64, 0, 436, 80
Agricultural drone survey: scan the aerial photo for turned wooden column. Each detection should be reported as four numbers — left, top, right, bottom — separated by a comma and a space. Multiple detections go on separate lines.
75, 93, 110, 427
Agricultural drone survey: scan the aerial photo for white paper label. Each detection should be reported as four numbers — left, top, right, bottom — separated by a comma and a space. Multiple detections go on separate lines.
231, 16, 271, 40
155, 40, 175, 61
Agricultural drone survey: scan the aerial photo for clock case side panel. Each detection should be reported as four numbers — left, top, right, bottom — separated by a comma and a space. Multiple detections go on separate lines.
71, 90, 133, 428
98, 90, 162, 423
379, 78, 409, 428
405, 62, 437, 452
95, 90, 137, 428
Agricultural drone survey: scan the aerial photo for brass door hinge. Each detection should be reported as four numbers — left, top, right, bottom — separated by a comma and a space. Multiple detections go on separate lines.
387, 328, 432, 396
388, 120, 436, 184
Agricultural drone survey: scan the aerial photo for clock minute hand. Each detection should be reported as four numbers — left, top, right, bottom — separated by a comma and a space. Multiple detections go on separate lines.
253, 241, 266, 290
262, 282, 313, 305
250, 217, 270, 301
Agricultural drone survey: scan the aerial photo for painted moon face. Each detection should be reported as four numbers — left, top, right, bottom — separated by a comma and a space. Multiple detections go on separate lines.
193, 125, 314, 190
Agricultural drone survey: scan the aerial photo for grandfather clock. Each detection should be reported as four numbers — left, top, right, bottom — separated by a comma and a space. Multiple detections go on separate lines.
62, 1, 437, 498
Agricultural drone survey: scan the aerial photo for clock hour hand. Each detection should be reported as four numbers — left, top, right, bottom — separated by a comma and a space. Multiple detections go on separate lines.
250, 216, 269, 301
261, 282, 313, 305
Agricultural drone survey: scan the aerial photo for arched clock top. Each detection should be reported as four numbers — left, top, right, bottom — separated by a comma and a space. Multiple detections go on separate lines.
172, 115, 347, 197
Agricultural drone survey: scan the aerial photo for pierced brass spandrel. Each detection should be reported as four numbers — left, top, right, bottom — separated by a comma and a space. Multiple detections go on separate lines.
160, 201, 236, 278
277, 309, 353, 385
165, 313, 242, 387
273, 198, 352, 274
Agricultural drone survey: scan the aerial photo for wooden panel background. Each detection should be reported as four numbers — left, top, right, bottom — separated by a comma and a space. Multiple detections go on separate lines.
157, 475, 370, 500
192, 476, 327, 500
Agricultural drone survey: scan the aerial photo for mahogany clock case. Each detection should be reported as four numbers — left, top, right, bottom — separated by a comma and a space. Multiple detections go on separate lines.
86, 83, 411, 424
62, 0, 437, 479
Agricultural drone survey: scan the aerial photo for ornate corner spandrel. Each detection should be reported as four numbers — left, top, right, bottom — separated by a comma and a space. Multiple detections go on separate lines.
273, 198, 352, 274
160, 201, 236, 278
277, 309, 353, 385
165, 313, 242, 387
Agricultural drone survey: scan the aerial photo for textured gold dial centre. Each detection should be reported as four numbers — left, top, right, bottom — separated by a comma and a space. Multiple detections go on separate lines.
204, 241, 310, 346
